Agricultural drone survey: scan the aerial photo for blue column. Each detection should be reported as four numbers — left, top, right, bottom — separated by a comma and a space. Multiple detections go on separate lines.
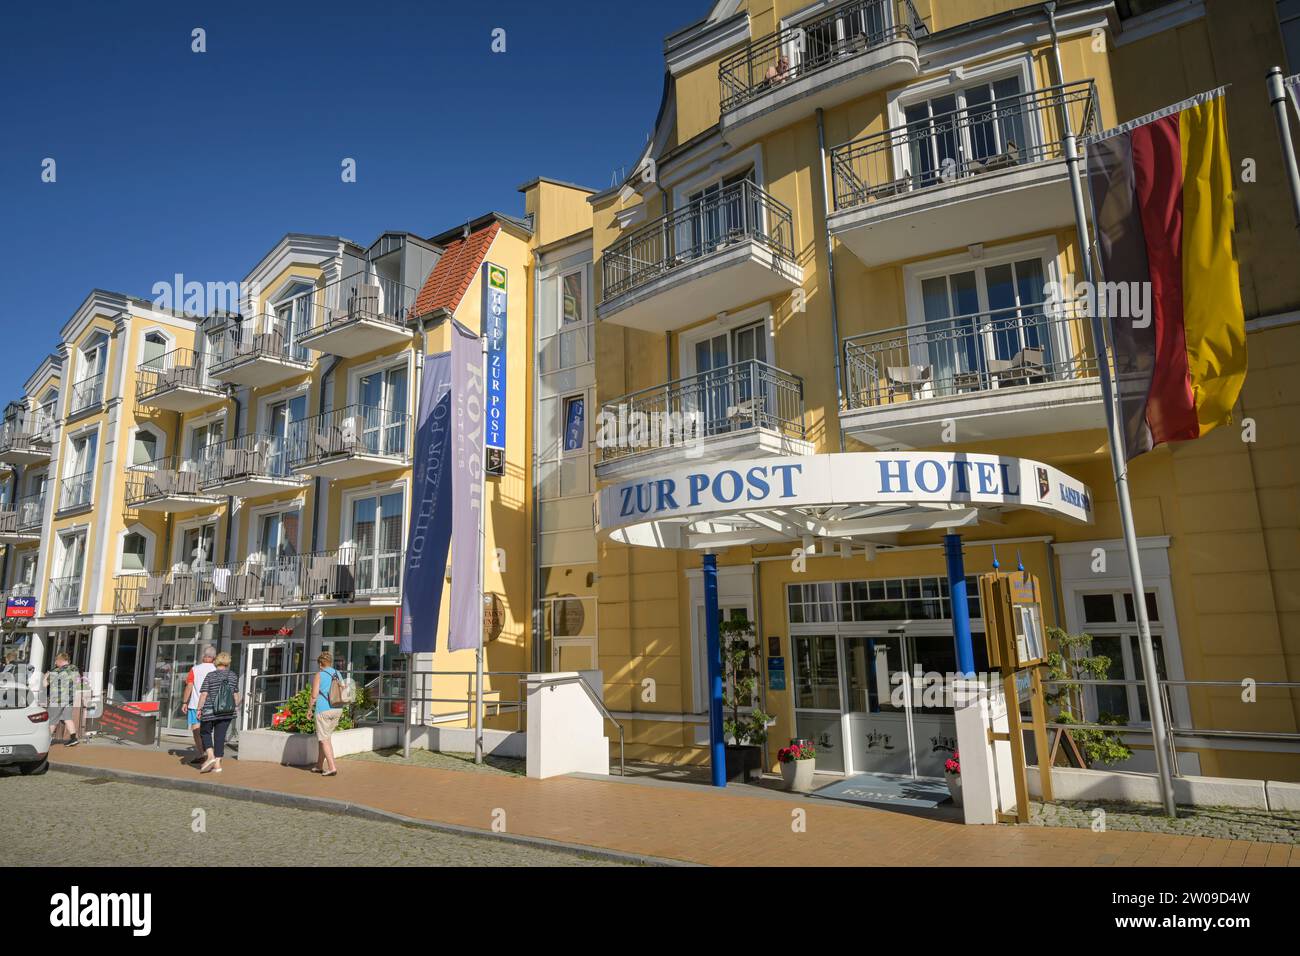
944, 532, 976, 677
703, 551, 726, 787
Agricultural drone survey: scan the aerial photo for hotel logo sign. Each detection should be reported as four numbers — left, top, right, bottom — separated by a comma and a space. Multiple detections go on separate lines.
482, 262, 508, 476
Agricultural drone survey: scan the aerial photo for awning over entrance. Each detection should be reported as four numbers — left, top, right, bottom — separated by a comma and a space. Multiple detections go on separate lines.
597, 452, 1094, 550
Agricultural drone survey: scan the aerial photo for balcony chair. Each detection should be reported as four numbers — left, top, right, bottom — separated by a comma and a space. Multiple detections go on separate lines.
349, 284, 383, 321
0, 511, 16, 535
136, 574, 165, 611
306, 554, 338, 598
988, 346, 1046, 386
885, 364, 932, 402
172, 468, 200, 496
251, 329, 284, 358
144, 469, 175, 498
966, 141, 1021, 176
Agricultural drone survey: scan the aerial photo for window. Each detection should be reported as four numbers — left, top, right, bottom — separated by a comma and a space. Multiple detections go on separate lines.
682, 166, 757, 259
539, 265, 592, 373
358, 365, 408, 456
257, 509, 300, 563
73, 332, 109, 410
266, 394, 307, 474
1079, 590, 1166, 723
178, 523, 216, 571
348, 491, 402, 592
142, 331, 168, 369
52, 531, 87, 609
902, 74, 1027, 188
271, 281, 313, 361
121, 531, 148, 573
187, 420, 223, 463
132, 429, 160, 465
1281, 0, 1300, 72
561, 395, 585, 452
61, 432, 97, 509
323, 616, 404, 721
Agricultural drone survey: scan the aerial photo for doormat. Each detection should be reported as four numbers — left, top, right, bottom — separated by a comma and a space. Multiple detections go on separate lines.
814, 772, 952, 810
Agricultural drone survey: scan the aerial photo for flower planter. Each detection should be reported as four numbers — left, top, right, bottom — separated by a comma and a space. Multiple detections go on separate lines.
946, 772, 963, 807
781, 757, 816, 792
724, 744, 764, 783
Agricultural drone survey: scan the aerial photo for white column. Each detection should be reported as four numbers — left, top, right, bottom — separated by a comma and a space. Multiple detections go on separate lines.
88, 624, 110, 715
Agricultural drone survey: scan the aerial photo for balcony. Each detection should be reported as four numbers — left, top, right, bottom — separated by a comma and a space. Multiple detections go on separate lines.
296, 270, 418, 358
113, 547, 402, 617
0, 409, 55, 465
48, 575, 82, 613
598, 180, 802, 333
594, 360, 811, 482
719, 0, 924, 145
207, 314, 312, 388
124, 456, 221, 513
58, 469, 94, 513
198, 433, 306, 499
0, 492, 45, 543
136, 348, 224, 413
827, 81, 1098, 266
289, 404, 410, 480
840, 301, 1104, 450
68, 373, 105, 416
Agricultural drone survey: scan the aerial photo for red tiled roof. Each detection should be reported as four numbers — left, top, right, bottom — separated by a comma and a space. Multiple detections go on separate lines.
411, 221, 500, 319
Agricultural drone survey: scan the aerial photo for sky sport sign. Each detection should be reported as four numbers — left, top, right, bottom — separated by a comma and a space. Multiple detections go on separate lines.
597, 452, 1093, 548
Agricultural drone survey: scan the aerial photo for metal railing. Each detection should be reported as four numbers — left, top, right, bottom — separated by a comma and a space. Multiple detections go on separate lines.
58, 469, 94, 511
0, 406, 56, 455
720, 0, 925, 113
288, 403, 411, 469
829, 79, 1098, 211
48, 575, 82, 612
208, 314, 311, 374
598, 359, 806, 463
136, 347, 220, 404
842, 300, 1098, 410
197, 433, 300, 489
601, 179, 796, 302
124, 455, 210, 506
68, 373, 105, 415
0, 491, 45, 534
298, 270, 419, 341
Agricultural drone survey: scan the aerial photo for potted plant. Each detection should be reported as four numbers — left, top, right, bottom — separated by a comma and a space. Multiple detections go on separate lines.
944, 750, 962, 807
777, 740, 816, 791
720, 618, 771, 783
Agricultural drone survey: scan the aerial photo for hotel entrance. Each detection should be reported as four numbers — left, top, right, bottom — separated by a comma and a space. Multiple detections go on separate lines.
230, 619, 306, 730
788, 577, 983, 779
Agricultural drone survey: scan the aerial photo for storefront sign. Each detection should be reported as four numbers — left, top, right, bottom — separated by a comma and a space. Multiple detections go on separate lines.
482, 262, 508, 475
597, 452, 1094, 548
97, 702, 157, 745
239, 620, 298, 639
4, 596, 36, 619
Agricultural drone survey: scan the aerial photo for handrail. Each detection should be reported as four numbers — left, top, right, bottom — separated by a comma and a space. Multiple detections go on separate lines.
136, 347, 220, 403
68, 373, 105, 414
124, 454, 211, 505
208, 313, 312, 372
197, 432, 302, 488
298, 270, 419, 340
58, 469, 94, 511
288, 403, 411, 468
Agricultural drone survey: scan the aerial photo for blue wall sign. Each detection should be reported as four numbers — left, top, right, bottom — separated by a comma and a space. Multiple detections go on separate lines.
482, 263, 508, 456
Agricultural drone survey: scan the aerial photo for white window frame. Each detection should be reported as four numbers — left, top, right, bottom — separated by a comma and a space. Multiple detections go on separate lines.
678, 302, 775, 377
182, 409, 227, 465
346, 352, 414, 413
137, 326, 175, 369
246, 498, 306, 564
61, 424, 99, 510
128, 422, 167, 466
338, 480, 408, 553
172, 515, 220, 572
116, 523, 157, 576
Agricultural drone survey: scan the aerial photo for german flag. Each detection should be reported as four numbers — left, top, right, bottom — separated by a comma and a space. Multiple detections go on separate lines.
1085, 88, 1247, 461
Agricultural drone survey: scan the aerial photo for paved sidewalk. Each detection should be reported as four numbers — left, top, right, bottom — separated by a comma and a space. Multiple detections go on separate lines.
48, 744, 1299, 867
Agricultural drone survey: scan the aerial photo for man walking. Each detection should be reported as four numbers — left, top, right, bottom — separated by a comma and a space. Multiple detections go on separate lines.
187, 647, 218, 764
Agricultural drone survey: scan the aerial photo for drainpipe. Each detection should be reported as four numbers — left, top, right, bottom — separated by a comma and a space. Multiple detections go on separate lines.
815, 107, 846, 452
221, 387, 240, 565
311, 356, 343, 554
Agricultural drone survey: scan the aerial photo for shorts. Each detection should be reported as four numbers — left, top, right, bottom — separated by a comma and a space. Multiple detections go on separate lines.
187, 708, 199, 729
315, 708, 342, 741
48, 704, 74, 725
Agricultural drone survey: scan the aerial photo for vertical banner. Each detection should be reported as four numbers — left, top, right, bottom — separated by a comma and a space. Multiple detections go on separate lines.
400, 352, 452, 654
449, 321, 485, 652
482, 262, 508, 477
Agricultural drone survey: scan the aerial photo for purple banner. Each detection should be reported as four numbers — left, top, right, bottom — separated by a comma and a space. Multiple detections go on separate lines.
400, 351, 452, 654
449, 321, 484, 652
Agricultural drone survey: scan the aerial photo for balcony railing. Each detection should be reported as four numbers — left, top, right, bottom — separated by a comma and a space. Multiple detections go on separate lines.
842, 300, 1098, 410
598, 359, 806, 463
0, 406, 56, 455
829, 80, 1098, 211
124, 455, 208, 507
69, 373, 105, 415
298, 271, 419, 340
136, 347, 219, 404
288, 404, 411, 469
59, 469, 94, 511
0, 491, 46, 534
208, 314, 311, 373
49, 575, 82, 612
197, 433, 298, 489
113, 547, 402, 615
601, 180, 795, 302
719, 0, 924, 113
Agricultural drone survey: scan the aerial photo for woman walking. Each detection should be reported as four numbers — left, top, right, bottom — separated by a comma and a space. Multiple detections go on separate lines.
195, 652, 240, 773
311, 651, 343, 777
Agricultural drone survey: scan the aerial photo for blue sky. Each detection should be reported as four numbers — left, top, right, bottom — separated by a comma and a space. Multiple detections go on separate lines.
0, 0, 707, 376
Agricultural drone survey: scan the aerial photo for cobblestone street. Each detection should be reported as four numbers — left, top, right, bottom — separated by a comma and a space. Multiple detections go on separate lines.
0, 771, 628, 867
1028, 801, 1300, 844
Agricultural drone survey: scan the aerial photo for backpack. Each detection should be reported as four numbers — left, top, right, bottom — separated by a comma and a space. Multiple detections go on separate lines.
212, 674, 237, 718
327, 668, 356, 707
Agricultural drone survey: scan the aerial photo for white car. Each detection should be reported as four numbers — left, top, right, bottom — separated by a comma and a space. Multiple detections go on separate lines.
0, 672, 51, 775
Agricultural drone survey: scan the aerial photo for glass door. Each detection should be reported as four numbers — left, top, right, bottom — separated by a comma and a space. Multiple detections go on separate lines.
240, 640, 306, 730
350, 491, 403, 593
267, 394, 307, 475
791, 634, 845, 773
257, 509, 301, 601
359, 366, 408, 456
105, 627, 143, 704
154, 636, 198, 736
843, 635, 916, 776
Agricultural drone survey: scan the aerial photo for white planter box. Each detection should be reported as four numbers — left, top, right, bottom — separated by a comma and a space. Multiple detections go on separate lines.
238, 724, 401, 766
1029, 766, 1269, 809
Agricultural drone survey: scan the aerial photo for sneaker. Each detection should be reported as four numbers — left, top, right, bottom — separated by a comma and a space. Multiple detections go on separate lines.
65, 737, 80, 748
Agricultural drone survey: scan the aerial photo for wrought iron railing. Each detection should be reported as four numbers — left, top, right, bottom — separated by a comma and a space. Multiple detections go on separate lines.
136, 347, 220, 404
601, 180, 795, 302
208, 313, 311, 374
113, 547, 402, 616
58, 469, 94, 511
598, 359, 805, 463
48, 575, 82, 612
719, 0, 925, 113
298, 270, 419, 341
0, 491, 45, 534
829, 80, 1098, 211
0, 406, 56, 456
197, 433, 300, 489
842, 300, 1098, 410
69, 373, 105, 414
124, 455, 209, 506
288, 404, 411, 469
